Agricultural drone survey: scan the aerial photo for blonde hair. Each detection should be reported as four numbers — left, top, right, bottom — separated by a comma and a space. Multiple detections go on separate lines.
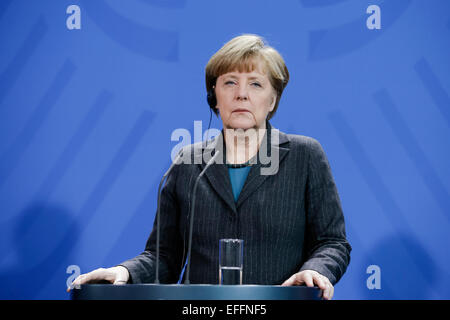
205, 34, 289, 120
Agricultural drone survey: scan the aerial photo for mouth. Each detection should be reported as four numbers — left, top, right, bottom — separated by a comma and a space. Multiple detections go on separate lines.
233, 108, 251, 113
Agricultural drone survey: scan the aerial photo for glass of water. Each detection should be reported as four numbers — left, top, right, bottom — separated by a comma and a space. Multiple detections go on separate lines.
219, 239, 243, 285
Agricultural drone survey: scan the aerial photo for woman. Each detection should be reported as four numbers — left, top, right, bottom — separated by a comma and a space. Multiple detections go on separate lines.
69, 34, 351, 300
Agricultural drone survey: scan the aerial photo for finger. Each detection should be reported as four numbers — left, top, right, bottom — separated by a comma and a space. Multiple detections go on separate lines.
318, 278, 333, 300
321, 283, 330, 300
113, 273, 128, 285
89, 268, 108, 281
72, 270, 101, 287
87, 268, 114, 283
303, 272, 314, 287
312, 275, 327, 290
67, 274, 83, 292
281, 274, 297, 286
306, 273, 327, 297
75, 273, 92, 285
282, 273, 302, 286
69, 274, 86, 291
322, 282, 334, 300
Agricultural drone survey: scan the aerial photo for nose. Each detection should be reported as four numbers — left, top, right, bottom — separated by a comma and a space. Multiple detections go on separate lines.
236, 84, 248, 101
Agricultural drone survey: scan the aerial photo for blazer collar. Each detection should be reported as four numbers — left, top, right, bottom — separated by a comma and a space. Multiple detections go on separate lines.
199, 122, 290, 214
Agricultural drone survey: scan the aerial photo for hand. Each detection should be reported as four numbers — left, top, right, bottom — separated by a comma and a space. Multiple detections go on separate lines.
281, 269, 334, 300
66, 266, 130, 292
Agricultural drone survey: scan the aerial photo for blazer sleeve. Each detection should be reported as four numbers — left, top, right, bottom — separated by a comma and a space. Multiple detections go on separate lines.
118, 162, 185, 284
299, 138, 352, 285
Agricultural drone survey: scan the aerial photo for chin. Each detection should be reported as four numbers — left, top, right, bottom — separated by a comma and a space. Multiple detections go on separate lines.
226, 120, 256, 130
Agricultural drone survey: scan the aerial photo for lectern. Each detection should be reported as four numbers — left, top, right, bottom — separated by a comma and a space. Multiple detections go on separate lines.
71, 284, 321, 300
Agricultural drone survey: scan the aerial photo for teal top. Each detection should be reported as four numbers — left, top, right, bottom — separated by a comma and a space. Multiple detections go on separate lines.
227, 164, 251, 202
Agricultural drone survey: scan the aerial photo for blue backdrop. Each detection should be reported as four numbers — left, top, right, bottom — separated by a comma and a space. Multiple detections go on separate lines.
0, 0, 449, 300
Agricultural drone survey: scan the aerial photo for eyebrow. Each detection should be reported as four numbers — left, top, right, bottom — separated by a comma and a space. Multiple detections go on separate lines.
223, 74, 265, 81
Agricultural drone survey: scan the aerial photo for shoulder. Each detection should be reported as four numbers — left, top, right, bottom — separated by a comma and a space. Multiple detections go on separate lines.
284, 133, 324, 156
281, 132, 331, 173
285, 133, 318, 147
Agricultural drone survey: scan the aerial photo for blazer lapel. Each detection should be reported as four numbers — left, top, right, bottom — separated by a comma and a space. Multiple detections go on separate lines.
200, 134, 237, 214
236, 127, 290, 209
198, 125, 290, 214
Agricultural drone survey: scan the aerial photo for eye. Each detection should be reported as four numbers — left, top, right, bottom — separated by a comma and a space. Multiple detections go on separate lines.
251, 82, 262, 87
224, 80, 236, 85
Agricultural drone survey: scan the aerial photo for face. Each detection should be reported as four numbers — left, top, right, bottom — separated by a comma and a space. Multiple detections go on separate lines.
214, 65, 276, 131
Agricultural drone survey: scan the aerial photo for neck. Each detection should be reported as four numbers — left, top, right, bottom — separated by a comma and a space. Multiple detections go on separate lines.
224, 122, 268, 165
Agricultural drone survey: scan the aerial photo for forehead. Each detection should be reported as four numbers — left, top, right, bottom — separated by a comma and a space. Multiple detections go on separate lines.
219, 70, 268, 79
216, 56, 268, 78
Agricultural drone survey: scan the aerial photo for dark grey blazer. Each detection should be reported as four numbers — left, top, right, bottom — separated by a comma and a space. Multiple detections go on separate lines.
120, 124, 351, 285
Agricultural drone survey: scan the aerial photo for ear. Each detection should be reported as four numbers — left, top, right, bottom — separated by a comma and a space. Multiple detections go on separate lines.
269, 94, 277, 112
207, 86, 217, 109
